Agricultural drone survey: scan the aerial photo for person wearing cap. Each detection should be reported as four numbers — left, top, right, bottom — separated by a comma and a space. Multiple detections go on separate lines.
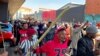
18, 29, 38, 56
77, 25, 99, 56
34, 27, 71, 56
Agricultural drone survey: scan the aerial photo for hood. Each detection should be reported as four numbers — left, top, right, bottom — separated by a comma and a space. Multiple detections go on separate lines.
53, 34, 69, 44
53, 34, 71, 47
53, 34, 60, 43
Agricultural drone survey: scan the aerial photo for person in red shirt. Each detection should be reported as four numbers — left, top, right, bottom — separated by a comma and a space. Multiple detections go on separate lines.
19, 23, 29, 43
19, 22, 36, 43
35, 27, 71, 56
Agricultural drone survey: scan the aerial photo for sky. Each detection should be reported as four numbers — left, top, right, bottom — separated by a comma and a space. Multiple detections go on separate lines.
22, 0, 85, 12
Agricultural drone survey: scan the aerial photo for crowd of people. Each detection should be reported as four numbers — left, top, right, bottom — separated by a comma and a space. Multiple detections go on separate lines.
0, 19, 100, 56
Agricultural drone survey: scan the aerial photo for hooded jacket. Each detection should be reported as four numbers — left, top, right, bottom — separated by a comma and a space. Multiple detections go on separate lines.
36, 34, 70, 56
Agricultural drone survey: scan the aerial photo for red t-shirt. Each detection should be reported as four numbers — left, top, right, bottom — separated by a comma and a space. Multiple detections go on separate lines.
36, 35, 70, 56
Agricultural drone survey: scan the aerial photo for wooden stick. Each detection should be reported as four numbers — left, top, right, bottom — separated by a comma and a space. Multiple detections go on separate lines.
27, 7, 71, 56
0, 26, 6, 52
33, 7, 71, 49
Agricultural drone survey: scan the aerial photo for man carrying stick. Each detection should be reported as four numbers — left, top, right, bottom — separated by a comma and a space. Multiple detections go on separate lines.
32, 27, 71, 56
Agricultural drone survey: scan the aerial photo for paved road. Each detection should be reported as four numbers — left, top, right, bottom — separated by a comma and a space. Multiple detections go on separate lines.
0, 47, 46, 56
0, 47, 19, 56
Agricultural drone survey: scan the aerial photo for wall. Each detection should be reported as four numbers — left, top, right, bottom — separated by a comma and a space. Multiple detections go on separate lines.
56, 5, 85, 23
0, 2, 8, 22
85, 0, 100, 22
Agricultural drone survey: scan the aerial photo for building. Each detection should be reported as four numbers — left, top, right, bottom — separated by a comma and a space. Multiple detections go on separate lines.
57, 1, 100, 23
36, 10, 43, 20
0, 0, 25, 22
33, 8, 56, 21
85, 0, 100, 22
13, 7, 33, 19
85, 0, 100, 14
56, 3, 85, 23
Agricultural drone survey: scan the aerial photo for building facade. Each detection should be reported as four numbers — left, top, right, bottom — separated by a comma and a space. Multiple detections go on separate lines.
56, 3, 85, 23
85, 0, 100, 22
13, 7, 33, 19
0, 0, 25, 22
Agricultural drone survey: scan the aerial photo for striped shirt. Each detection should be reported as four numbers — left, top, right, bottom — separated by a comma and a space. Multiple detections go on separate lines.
19, 34, 38, 56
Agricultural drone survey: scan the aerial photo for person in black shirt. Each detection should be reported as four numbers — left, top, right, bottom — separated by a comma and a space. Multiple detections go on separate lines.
77, 25, 100, 56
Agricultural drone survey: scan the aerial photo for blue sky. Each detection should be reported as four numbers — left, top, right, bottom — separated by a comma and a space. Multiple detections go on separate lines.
22, 0, 85, 11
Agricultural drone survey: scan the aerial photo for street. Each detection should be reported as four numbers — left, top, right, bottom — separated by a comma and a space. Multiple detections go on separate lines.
0, 47, 19, 56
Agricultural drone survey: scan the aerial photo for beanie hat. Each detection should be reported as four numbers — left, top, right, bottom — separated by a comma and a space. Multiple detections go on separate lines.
86, 25, 98, 34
